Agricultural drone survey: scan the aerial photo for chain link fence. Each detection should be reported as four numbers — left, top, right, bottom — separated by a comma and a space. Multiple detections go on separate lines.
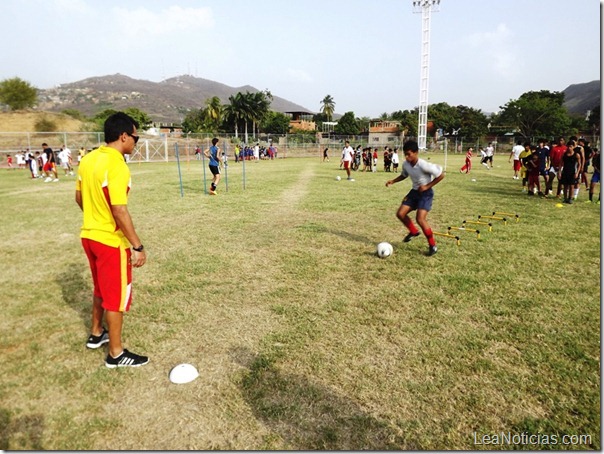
0, 131, 599, 164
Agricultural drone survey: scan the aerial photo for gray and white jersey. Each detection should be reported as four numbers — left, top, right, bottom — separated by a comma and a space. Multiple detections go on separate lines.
401, 158, 443, 190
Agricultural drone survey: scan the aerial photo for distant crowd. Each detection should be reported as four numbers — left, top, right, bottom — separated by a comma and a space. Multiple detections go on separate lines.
194, 142, 279, 163
5, 144, 89, 182
323, 145, 401, 173
459, 136, 600, 204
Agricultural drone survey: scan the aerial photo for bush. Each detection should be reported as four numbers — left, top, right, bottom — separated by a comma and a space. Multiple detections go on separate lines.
34, 116, 58, 132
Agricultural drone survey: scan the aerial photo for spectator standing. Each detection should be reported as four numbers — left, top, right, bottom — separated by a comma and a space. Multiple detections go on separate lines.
559, 139, 580, 204
341, 141, 355, 181
509, 140, 524, 179
578, 138, 592, 190
588, 148, 600, 203
547, 137, 567, 197
391, 148, 400, 173
76, 112, 149, 368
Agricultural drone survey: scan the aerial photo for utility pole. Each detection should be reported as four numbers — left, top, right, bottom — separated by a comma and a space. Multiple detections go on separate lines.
412, 0, 440, 151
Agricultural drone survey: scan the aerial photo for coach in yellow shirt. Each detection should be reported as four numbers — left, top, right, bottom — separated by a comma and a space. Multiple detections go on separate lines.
76, 112, 149, 368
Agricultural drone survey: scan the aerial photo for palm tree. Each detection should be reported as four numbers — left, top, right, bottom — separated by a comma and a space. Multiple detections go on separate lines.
320, 95, 335, 122
240, 92, 255, 144
224, 93, 245, 138
203, 96, 222, 131
250, 90, 272, 138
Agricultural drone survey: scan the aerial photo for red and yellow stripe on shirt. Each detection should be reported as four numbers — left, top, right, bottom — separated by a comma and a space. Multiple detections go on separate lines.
76, 145, 131, 248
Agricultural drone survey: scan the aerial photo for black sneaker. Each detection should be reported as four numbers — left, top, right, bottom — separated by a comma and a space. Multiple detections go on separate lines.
86, 328, 109, 349
403, 232, 421, 243
428, 245, 438, 256
105, 349, 149, 368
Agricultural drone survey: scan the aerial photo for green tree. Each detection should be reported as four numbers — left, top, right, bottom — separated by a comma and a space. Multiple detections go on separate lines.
426, 102, 460, 136
182, 108, 205, 133
334, 111, 359, 135
250, 90, 272, 137
391, 109, 418, 138
92, 107, 152, 132
455, 105, 489, 139
358, 116, 371, 134
261, 111, 291, 134
0, 77, 38, 110
203, 96, 223, 131
92, 109, 118, 131
62, 109, 85, 121
496, 90, 572, 138
223, 93, 246, 138
320, 95, 335, 122
123, 107, 153, 130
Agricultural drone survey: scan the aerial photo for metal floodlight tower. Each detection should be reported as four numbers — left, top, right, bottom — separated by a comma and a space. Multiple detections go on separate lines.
413, 0, 440, 151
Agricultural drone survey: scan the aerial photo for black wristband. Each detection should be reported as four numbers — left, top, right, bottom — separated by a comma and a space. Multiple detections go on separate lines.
132, 244, 144, 252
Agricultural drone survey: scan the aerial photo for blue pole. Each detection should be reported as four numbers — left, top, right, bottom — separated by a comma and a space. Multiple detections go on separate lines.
175, 143, 184, 198
201, 139, 208, 194
223, 140, 228, 193
242, 143, 246, 190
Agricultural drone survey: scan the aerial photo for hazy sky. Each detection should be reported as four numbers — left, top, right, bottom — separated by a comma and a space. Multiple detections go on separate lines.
1, 0, 600, 118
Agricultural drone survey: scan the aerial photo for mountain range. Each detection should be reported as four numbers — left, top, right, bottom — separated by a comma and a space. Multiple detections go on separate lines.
561, 80, 600, 116
36, 74, 600, 125
36, 74, 313, 124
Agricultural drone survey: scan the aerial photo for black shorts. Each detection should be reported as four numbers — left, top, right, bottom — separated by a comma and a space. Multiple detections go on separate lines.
209, 165, 220, 176
560, 173, 575, 185
402, 188, 434, 211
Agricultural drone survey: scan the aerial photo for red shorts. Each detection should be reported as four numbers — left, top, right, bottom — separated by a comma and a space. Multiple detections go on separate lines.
513, 160, 521, 172
343, 161, 350, 170
82, 238, 133, 312
43, 162, 53, 172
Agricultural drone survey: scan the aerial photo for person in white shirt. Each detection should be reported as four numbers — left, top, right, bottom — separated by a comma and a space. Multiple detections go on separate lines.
341, 141, 355, 181
509, 140, 525, 179
484, 142, 494, 169
391, 148, 400, 172
62, 145, 74, 175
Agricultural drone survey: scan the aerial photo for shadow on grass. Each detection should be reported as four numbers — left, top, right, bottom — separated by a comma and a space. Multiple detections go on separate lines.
56, 263, 90, 329
232, 347, 409, 450
296, 222, 374, 245
0, 408, 45, 450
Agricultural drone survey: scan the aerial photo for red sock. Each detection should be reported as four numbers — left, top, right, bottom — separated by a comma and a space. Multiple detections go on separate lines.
403, 218, 419, 235
422, 227, 436, 247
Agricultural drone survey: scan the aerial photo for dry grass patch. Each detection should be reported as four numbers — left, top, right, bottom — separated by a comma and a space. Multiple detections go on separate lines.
0, 155, 600, 450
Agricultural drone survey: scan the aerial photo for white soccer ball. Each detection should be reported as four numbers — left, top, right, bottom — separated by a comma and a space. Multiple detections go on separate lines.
336, 175, 341, 181
169, 363, 199, 384
376, 242, 393, 258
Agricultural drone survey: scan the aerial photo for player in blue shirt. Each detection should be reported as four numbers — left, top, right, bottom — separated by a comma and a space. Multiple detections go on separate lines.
204, 137, 221, 195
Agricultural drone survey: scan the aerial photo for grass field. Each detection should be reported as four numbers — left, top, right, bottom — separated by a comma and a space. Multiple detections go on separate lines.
0, 153, 600, 450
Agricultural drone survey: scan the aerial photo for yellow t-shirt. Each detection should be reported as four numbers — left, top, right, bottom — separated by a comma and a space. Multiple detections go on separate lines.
519, 149, 532, 169
76, 145, 131, 248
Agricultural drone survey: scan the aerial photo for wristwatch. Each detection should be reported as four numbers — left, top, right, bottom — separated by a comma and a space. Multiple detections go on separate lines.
132, 244, 144, 252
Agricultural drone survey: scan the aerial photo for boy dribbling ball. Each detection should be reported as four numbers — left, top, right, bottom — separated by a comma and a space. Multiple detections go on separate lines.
386, 140, 445, 256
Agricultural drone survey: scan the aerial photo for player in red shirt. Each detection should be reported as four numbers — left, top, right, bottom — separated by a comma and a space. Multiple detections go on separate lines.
460, 147, 473, 173
547, 136, 567, 197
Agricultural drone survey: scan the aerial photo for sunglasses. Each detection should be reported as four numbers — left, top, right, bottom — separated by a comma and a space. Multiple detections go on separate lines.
126, 132, 139, 144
